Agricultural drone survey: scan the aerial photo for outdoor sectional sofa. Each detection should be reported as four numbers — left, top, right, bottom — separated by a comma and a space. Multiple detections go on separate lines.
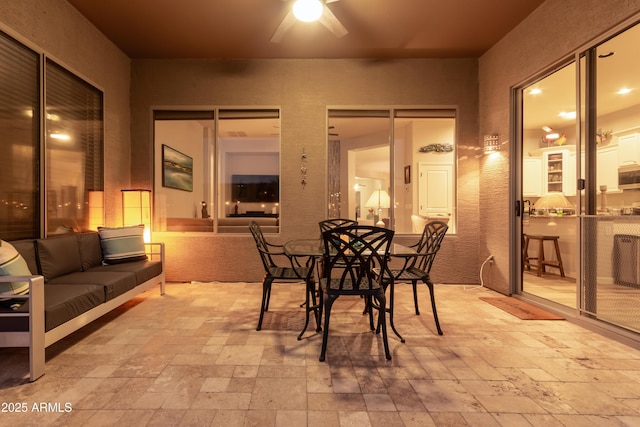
0, 229, 165, 382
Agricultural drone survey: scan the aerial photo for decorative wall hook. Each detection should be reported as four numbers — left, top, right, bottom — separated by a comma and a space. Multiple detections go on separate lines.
301, 148, 308, 189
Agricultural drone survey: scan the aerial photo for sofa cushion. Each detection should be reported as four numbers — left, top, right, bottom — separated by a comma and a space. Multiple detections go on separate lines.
36, 235, 82, 282
77, 232, 104, 270
0, 240, 32, 309
98, 225, 148, 264
47, 271, 137, 302
11, 239, 38, 276
86, 260, 163, 286
3, 284, 105, 332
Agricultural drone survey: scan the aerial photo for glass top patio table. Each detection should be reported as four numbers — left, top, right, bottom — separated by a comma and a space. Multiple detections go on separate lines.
284, 239, 419, 258
284, 238, 419, 343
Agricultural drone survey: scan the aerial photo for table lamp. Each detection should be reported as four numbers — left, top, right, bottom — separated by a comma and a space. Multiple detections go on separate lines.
365, 189, 391, 227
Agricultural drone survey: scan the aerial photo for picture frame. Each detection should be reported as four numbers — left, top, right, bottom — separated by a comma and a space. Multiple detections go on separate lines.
162, 144, 193, 192
404, 165, 411, 184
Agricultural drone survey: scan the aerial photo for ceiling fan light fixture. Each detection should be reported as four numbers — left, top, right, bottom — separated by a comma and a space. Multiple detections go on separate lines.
293, 0, 323, 22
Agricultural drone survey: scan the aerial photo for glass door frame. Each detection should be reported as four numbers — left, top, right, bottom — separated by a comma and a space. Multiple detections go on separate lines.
510, 54, 583, 309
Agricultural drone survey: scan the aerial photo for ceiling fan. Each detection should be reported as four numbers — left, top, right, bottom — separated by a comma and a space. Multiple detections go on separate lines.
271, 0, 348, 43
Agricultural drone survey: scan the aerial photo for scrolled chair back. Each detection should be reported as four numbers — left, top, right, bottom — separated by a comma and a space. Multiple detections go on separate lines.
318, 218, 358, 234
321, 225, 394, 292
414, 220, 448, 272
249, 220, 277, 271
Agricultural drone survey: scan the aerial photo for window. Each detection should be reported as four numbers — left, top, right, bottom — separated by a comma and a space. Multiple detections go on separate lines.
45, 59, 104, 236
154, 109, 280, 234
328, 109, 456, 234
0, 32, 40, 240
0, 31, 104, 241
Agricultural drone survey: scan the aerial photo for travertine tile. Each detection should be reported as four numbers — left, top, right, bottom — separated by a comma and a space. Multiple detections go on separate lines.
3, 282, 640, 426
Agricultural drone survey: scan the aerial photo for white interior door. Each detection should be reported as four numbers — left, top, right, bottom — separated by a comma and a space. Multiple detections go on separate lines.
418, 163, 453, 216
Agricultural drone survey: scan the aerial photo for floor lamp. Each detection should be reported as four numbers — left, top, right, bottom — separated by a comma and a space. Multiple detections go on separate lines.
121, 189, 152, 242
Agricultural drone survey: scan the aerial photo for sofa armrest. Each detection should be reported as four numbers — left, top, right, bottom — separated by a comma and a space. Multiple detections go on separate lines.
0, 275, 45, 381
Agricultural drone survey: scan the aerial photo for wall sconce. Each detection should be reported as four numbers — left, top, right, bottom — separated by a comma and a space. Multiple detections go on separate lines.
88, 190, 104, 231
483, 134, 500, 154
122, 189, 152, 242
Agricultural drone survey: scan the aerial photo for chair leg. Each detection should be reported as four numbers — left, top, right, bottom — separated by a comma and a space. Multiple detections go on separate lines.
264, 279, 273, 311
387, 279, 404, 343
377, 279, 404, 342
366, 296, 375, 331
319, 293, 337, 362
412, 280, 420, 315
374, 291, 392, 361
298, 279, 320, 340
424, 278, 443, 335
256, 276, 273, 331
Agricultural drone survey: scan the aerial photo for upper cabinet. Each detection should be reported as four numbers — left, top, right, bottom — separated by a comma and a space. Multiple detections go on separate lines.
597, 146, 619, 193
523, 157, 542, 197
618, 133, 640, 166
543, 150, 570, 194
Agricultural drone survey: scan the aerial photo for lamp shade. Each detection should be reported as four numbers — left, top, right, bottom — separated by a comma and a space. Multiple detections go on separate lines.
365, 189, 391, 209
122, 189, 152, 242
534, 192, 573, 210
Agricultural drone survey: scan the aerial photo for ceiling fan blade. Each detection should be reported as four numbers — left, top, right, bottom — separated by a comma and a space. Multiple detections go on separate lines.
271, 11, 297, 43
319, 5, 348, 38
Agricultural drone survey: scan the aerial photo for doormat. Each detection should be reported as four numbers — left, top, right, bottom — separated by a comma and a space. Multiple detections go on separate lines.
479, 297, 564, 320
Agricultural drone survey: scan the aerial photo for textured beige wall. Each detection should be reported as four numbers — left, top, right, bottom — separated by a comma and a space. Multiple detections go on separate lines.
130, 59, 481, 283
0, 0, 131, 226
479, 0, 640, 294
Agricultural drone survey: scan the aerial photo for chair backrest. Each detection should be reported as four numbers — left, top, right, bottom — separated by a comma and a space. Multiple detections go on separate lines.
414, 220, 448, 272
249, 221, 277, 272
321, 225, 394, 292
319, 218, 358, 233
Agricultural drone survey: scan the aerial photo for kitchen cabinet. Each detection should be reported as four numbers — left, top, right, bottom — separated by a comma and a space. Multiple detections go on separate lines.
618, 133, 640, 166
523, 157, 542, 197
597, 145, 619, 192
543, 150, 570, 194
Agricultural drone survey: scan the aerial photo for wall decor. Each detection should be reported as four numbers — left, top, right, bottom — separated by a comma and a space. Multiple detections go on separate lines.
162, 144, 193, 192
419, 143, 453, 153
301, 148, 308, 189
404, 165, 411, 184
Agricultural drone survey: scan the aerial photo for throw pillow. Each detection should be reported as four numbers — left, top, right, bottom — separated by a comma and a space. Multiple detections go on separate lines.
0, 240, 32, 310
98, 225, 148, 264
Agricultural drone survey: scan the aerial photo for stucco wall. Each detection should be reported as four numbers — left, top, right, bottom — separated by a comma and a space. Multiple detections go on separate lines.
0, 0, 131, 227
479, 0, 640, 294
130, 59, 480, 283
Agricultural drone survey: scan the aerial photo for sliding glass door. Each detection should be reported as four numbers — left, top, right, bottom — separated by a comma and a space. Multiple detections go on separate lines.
516, 21, 640, 335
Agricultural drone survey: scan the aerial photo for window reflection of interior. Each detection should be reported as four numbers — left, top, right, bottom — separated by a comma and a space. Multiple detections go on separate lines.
217, 110, 280, 234
328, 109, 456, 234
153, 109, 280, 234
46, 59, 104, 237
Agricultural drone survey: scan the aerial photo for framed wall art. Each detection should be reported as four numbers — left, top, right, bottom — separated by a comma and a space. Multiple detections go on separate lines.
162, 144, 193, 192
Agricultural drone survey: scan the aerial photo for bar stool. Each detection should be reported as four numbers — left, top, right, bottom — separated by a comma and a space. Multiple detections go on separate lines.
523, 234, 565, 277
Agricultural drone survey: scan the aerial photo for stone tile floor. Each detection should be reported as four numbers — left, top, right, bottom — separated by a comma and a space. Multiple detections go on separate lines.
2, 282, 640, 426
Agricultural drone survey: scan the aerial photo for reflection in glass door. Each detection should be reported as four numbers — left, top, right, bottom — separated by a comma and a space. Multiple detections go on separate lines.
520, 62, 578, 308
